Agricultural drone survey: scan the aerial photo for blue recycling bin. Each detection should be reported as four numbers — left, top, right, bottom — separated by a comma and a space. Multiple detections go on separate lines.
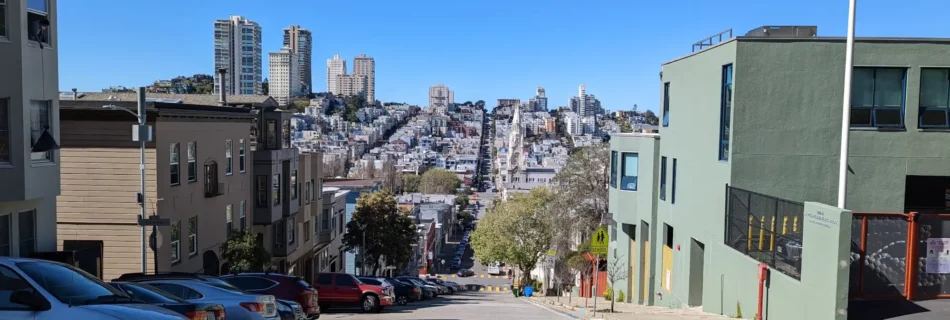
524, 286, 534, 297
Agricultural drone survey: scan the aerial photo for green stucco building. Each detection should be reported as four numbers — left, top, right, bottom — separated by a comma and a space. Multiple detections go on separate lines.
606, 26, 950, 320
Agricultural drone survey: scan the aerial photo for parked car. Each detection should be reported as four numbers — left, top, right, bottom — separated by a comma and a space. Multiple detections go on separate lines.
396, 277, 439, 298
313, 273, 393, 313
443, 281, 464, 293
275, 299, 307, 320
0, 257, 187, 319
423, 279, 449, 294
457, 269, 475, 277
359, 277, 417, 305
385, 278, 424, 302
115, 272, 240, 289
109, 281, 226, 320
140, 279, 279, 320
220, 273, 320, 319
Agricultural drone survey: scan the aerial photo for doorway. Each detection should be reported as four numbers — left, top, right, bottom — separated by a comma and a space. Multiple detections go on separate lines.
640, 221, 650, 304
63, 240, 103, 279
688, 238, 705, 307
905, 175, 950, 212
625, 224, 636, 303
202, 250, 220, 276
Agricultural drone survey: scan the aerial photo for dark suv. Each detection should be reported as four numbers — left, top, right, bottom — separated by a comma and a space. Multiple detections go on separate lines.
220, 273, 320, 319
113, 272, 238, 288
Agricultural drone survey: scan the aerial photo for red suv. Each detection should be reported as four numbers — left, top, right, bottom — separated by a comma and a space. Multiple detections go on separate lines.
314, 272, 393, 313
220, 273, 320, 319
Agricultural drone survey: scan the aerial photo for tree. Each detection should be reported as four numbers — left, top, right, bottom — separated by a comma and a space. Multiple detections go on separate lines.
549, 143, 609, 241
420, 169, 461, 194
220, 230, 271, 274
353, 160, 377, 179
262, 78, 269, 96
379, 159, 402, 194
618, 113, 633, 133
605, 251, 629, 312
470, 187, 554, 286
643, 110, 659, 125
475, 100, 486, 110
403, 174, 421, 193
324, 156, 347, 178
343, 191, 417, 276
291, 98, 310, 113
345, 96, 364, 123
455, 193, 469, 208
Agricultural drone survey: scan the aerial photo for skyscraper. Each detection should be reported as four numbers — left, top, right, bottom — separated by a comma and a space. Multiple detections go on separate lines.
326, 54, 347, 95
269, 46, 300, 106
283, 25, 312, 94
352, 54, 375, 103
214, 15, 262, 95
532, 87, 548, 111
429, 84, 452, 113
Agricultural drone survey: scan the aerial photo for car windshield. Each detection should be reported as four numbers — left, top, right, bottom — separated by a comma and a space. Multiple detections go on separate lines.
114, 283, 188, 304
295, 278, 313, 289
17, 261, 126, 306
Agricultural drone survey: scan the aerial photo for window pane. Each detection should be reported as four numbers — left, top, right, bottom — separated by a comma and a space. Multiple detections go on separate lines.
621, 153, 638, 191
609, 151, 617, 187
27, 0, 47, 14
267, 120, 277, 149
875, 108, 903, 126
920, 109, 949, 127
0, 99, 8, 163
850, 108, 872, 126
851, 68, 875, 107
920, 69, 950, 108
30, 101, 51, 161
875, 69, 905, 107
0, 5, 5, 38
18, 211, 34, 257
0, 215, 9, 256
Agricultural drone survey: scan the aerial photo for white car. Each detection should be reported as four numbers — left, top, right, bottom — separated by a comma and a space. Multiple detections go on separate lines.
0, 257, 187, 320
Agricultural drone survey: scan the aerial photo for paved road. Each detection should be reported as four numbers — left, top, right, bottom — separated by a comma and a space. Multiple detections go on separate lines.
319, 292, 570, 319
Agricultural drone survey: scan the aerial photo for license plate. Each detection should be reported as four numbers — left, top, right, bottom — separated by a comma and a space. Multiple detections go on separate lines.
266, 304, 276, 314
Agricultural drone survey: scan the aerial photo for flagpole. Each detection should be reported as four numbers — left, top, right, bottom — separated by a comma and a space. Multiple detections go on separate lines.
837, 0, 857, 209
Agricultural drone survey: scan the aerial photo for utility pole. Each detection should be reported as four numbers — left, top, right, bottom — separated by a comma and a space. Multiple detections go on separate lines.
837, 0, 858, 209
137, 88, 147, 273
361, 224, 367, 276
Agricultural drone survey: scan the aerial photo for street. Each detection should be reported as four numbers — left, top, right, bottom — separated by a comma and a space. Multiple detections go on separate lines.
319, 292, 569, 319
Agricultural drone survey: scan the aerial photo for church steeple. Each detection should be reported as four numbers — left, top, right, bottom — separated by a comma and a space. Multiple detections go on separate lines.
506, 103, 525, 178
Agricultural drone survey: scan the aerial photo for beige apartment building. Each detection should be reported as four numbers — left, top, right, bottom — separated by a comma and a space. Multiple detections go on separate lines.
288, 151, 323, 284
56, 97, 254, 280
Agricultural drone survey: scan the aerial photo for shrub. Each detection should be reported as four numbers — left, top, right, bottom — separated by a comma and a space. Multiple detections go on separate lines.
603, 286, 612, 301
617, 290, 625, 302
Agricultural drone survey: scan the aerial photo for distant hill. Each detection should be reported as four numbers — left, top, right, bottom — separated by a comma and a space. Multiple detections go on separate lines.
146, 74, 214, 94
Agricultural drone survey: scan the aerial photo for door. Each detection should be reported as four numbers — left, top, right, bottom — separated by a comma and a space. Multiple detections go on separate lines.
641, 222, 650, 303
334, 274, 361, 303
627, 224, 636, 303
315, 273, 335, 302
688, 239, 705, 307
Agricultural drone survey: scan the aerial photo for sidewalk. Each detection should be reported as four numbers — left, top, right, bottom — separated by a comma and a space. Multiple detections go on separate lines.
526, 296, 726, 320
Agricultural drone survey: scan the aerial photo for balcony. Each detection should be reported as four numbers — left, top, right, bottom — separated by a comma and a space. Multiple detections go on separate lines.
204, 161, 222, 198
205, 182, 225, 198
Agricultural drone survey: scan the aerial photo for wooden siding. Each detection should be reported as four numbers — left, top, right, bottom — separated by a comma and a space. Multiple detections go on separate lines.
58, 224, 154, 281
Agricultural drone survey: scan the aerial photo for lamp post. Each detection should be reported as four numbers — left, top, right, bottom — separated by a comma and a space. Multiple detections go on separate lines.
103, 87, 150, 273
837, 0, 857, 209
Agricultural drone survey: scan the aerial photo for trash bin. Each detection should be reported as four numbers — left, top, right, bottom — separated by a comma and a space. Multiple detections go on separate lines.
524, 286, 534, 297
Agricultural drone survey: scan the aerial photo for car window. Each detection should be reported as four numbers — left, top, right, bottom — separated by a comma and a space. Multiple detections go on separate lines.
16, 261, 122, 306
358, 278, 380, 285
334, 275, 356, 287
0, 266, 34, 310
127, 283, 189, 303
316, 274, 332, 285
206, 282, 248, 295
225, 276, 274, 290
114, 283, 183, 304
148, 283, 203, 300
295, 278, 313, 289
204, 277, 240, 289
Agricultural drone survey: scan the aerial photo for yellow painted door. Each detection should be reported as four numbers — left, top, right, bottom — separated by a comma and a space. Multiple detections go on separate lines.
641, 239, 650, 301
629, 237, 636, 303
661, 246, 674, 292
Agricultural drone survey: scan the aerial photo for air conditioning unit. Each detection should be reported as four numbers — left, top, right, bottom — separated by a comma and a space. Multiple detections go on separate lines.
745, 26, 818, 38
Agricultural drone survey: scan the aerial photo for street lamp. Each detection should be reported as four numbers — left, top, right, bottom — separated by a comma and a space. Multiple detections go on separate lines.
102, 87, 152, 273
837, 0, 857, 209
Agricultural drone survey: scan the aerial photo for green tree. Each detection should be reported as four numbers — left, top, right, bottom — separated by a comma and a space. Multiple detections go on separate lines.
470, 187, 554, 285
475, 100, 486, 110
420, 169, 461, 194
343, 191, 417, 275
402, 174, 421, 193
345, 96, 365, 122
455, 193, 469, 208
262, 78, 269, 96
291, 98, 310, 113
643, 110, 659, 125
220, 230, 271, 274
618, 113, 633, 133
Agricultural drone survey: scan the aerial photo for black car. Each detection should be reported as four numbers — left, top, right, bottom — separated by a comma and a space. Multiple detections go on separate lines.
114, 272, 239, 289
358, 277, 417, 305
385, 278, 425, 304
108, 282, 226, 319
276, 299, 306, 320
457, 269, 475, 277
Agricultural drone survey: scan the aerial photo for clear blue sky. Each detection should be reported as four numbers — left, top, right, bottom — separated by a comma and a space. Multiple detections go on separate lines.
59, 0, 950, 112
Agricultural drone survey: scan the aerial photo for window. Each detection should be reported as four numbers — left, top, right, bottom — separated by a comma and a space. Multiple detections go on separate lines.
239, 200, 246, 231
0, 265, 35, 310
317, 179, 323, 199
291, 170, 298, 200
225, 140, 233, 175
15, 261, 123, 307
188, 216, 197, 256
0, 215, 8, 256
322, 209, 329, 231
662, 83, 670, 127
239, 139, 246, 173
620, 153, 638, 191
30, 100, 52, 162
204, 162, 219, 197
273, 174, 281, 206
0, 99, 8, 163
304, 221, 311, 242
851, 67, 906, 128
317, 273, 332, 285
0, 1, 6, 39
187, 142, 197, 182
719, 64, 733, 161
18, 211, 34, 257
305, 181, 311, 204
274, 220, 284, 248
338, 211, 344, 234
672, 158, 678, 204
288, 217, 296, 245
256, 175, 267, 207
226, 204, 233, 238
919, 68, 950, 128
609, 151, 618, 188
266, 120, 277, 149
335, 274, 356, 287
659, 156, 667, 200
282, 120, 291, 148
171, 221, 180, 263
170, 143, 180, 185
26, 0, 48, 46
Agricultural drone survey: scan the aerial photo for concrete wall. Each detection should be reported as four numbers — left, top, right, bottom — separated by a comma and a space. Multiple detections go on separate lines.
731, 39, 950, 212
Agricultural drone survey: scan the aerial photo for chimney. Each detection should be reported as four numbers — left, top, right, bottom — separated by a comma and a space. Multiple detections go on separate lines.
71, 88, 78, 100
217, 68, 228, 106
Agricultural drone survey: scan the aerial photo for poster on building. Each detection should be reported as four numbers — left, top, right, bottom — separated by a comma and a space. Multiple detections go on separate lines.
925, 238, 950, 274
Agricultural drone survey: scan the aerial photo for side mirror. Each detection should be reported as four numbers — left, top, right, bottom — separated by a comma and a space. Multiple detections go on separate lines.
10, 289, 50, 311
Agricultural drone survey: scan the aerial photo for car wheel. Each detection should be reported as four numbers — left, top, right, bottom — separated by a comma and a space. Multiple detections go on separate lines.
397, 295, 408, 305
362, 295, 378, 313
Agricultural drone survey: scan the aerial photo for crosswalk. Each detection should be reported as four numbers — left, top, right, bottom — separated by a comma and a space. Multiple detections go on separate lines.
477, 285, 510, 292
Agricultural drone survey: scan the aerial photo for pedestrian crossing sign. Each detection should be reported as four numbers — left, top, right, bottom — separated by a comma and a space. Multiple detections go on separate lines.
591, 227, 609, 255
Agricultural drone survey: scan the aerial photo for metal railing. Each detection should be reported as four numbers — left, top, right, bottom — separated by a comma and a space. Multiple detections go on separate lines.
692, 29, 734, 53
724, 185, 804, 279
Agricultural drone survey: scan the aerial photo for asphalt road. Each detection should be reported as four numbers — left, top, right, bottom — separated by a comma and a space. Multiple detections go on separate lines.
319, 292, 570, 320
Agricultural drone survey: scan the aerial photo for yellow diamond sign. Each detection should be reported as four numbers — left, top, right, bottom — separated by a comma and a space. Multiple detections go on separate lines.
591, 227, 609, 256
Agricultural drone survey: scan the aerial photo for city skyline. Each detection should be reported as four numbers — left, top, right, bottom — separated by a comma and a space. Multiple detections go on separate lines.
58, 0, 950, 111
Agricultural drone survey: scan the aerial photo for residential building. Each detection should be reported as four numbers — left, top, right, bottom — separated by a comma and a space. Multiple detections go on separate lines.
569, 84, 602, 117
0, 0, 61, 259
335, 74, 368, 100
605, 26, 950, 320
283, 25, 312, 94
288, 152, 323, 283
326, 54, 347, 95
323, 179, 382, 275
530, 87, 548, 112
317, 187, 348, 273
428, 84, 453, 113
269, 46, 301, 106
251, 106, 301, 273
57, 98, 254, 280
213, 15, 263, 96
353, 53, 375, 103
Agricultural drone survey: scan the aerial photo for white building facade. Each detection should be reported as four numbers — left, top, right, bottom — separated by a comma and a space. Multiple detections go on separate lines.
214, 15, 262, 95
283, 25, 312, 94
269, 46, 301, 106
352, 54, 375, 103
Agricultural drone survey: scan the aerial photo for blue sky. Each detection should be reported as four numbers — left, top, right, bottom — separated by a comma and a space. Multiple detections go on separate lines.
59, 0, 950, 112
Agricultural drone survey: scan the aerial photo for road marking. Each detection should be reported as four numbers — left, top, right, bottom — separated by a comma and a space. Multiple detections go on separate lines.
521, 297, 579, 319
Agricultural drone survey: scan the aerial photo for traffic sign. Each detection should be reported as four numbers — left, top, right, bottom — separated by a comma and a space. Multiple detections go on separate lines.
138, 215, 170, 227
546, 250, 557, 257
591, 227, 609, 256
545, 256, 556, 267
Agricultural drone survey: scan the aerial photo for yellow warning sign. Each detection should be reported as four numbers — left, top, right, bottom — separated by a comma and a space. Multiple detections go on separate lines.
592, 227, 609, 256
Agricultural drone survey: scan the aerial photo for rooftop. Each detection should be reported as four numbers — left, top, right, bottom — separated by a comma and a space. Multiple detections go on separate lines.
62, 91, 279, 107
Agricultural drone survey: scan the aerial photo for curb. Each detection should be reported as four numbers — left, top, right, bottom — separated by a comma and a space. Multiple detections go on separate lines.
521, 297, 583, 319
